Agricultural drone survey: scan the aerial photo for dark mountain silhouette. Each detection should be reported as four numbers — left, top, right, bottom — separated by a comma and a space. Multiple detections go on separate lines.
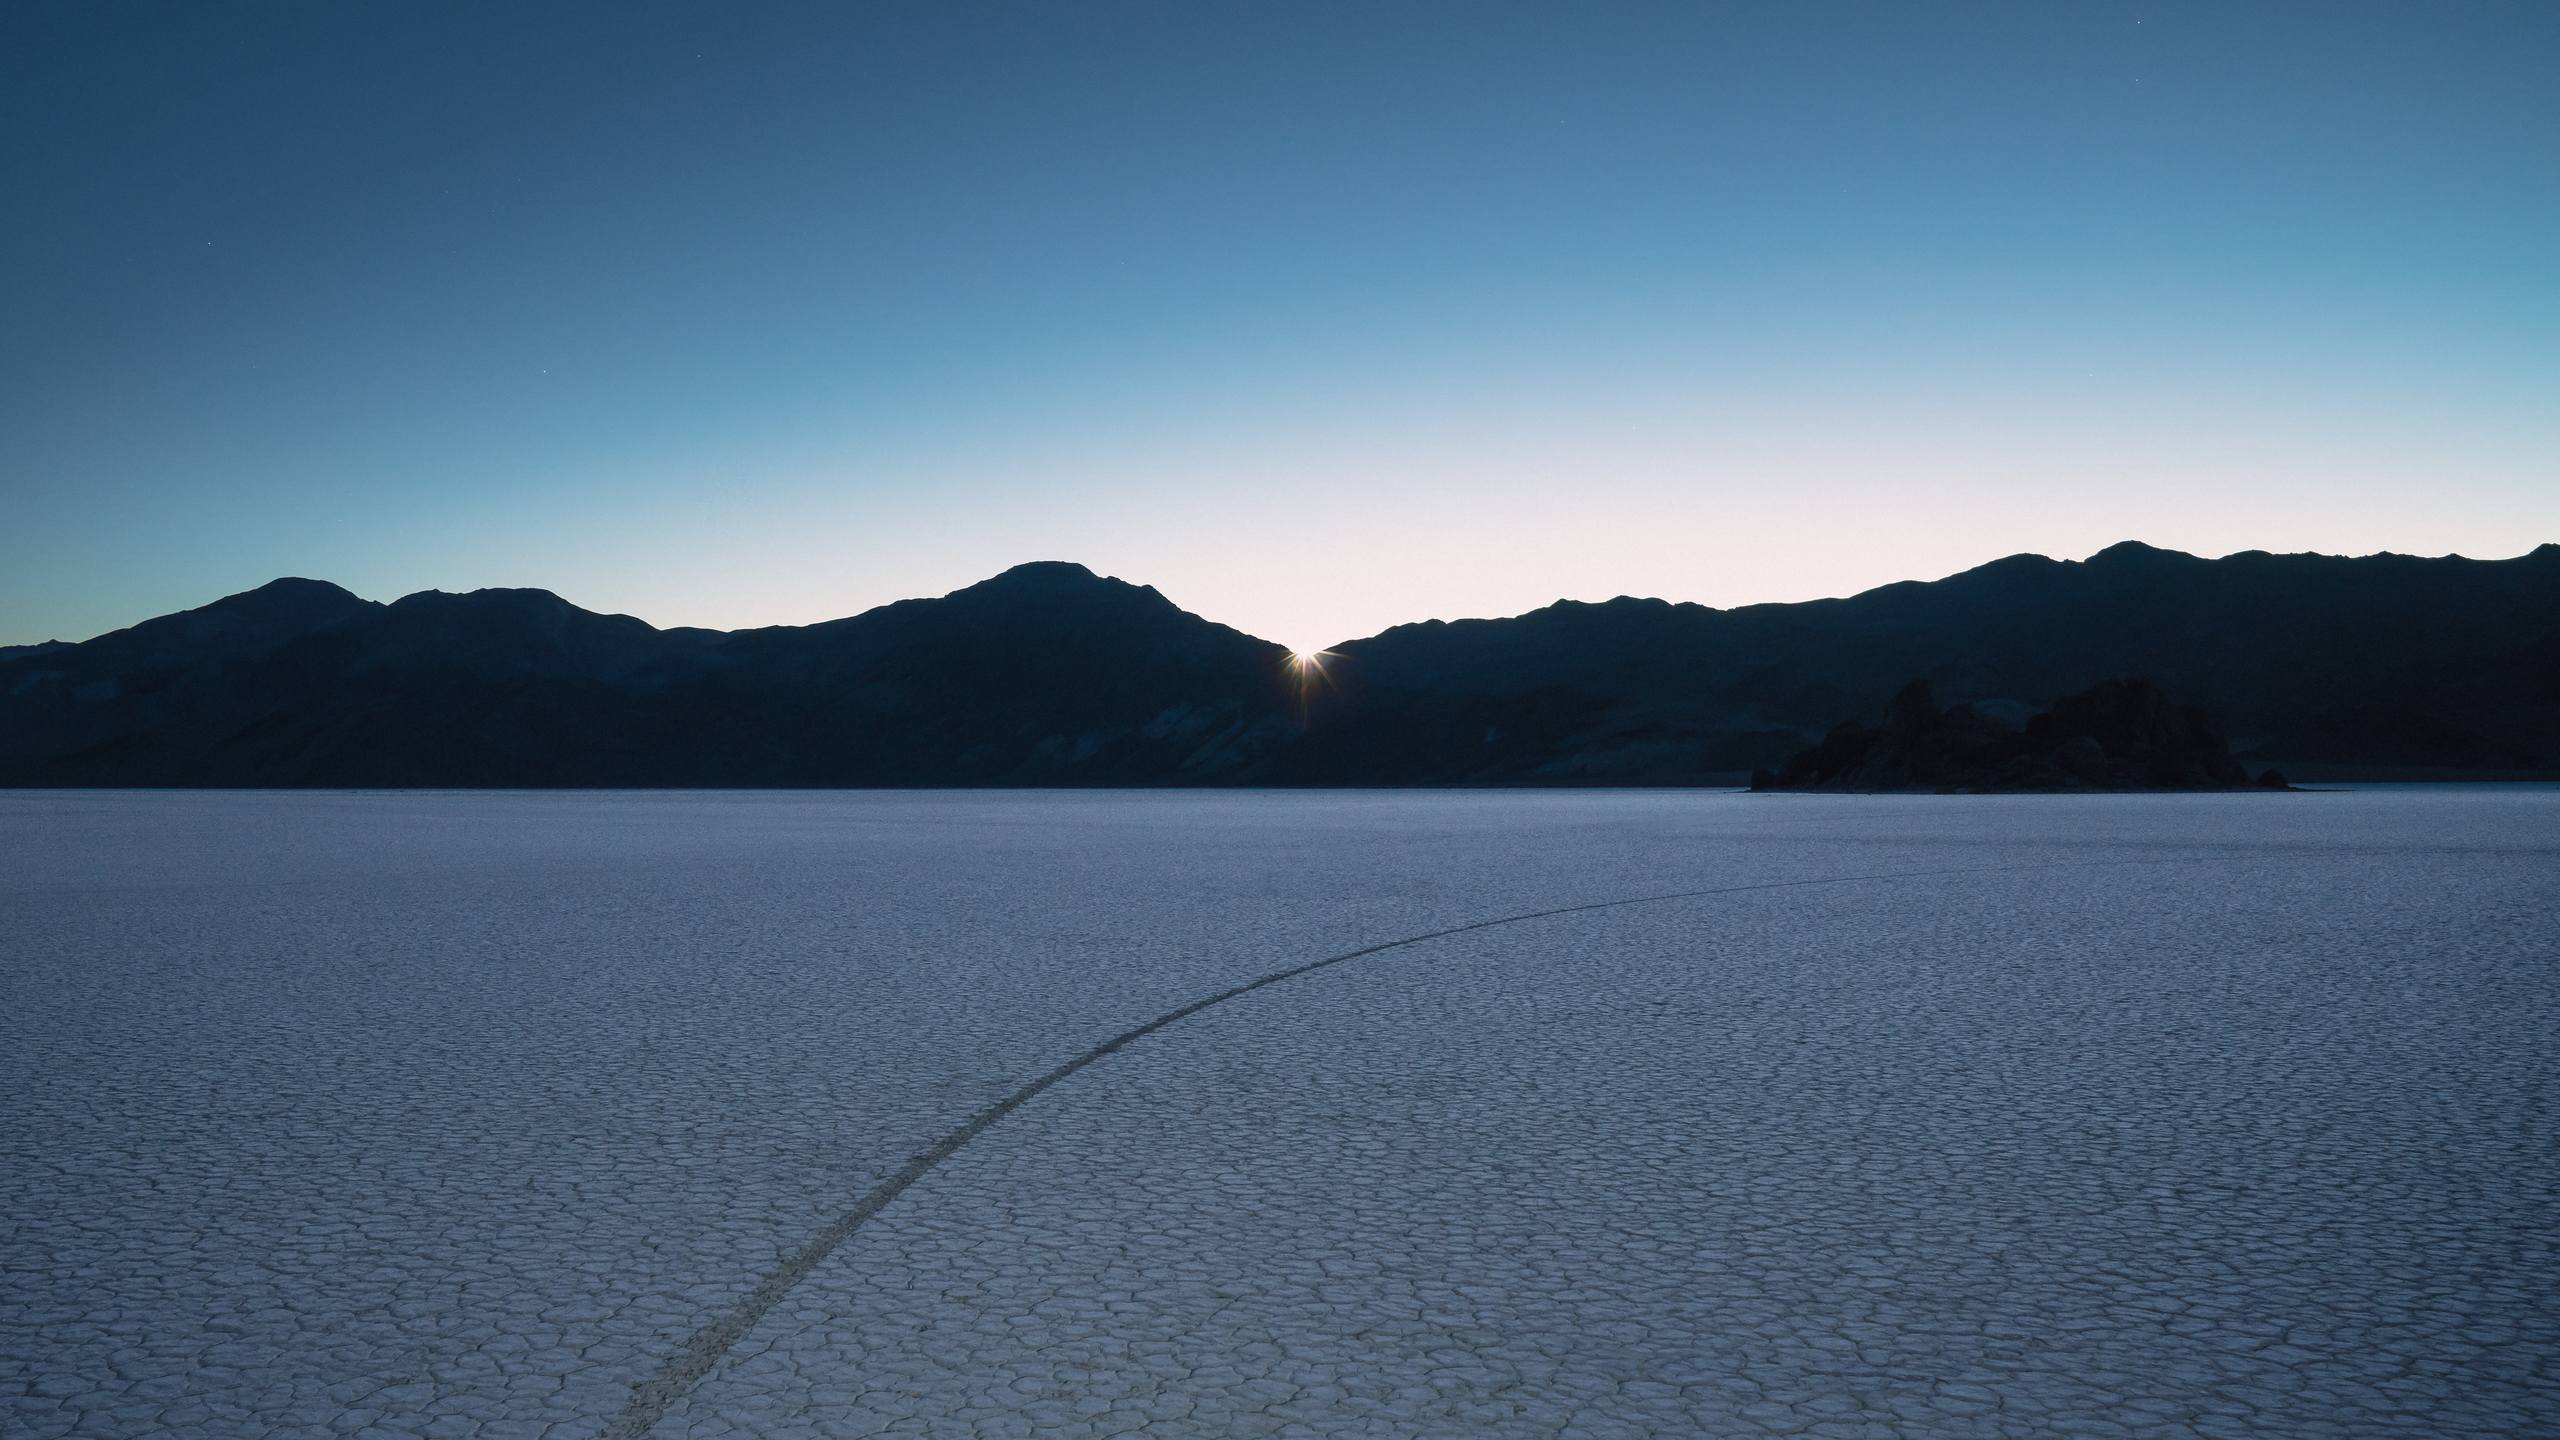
2, 543, 2553, 786
1276, 541, 2560, 783
1749, 678, 2275, 792
0, 564, 1293, 786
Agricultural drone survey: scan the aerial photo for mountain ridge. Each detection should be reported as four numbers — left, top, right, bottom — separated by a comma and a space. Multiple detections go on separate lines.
5, 543, 2554, 786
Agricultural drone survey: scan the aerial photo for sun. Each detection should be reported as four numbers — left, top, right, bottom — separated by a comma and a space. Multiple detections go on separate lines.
1284, 647, 1334, 723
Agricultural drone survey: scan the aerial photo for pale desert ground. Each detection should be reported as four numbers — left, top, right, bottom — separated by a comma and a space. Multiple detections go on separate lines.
4, 788, 2553, 1438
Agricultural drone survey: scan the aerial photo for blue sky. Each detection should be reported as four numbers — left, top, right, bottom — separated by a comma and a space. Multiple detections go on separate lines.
4, 2, 2554, 651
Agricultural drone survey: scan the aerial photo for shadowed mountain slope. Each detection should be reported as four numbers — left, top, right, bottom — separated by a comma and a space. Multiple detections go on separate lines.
3, 544, 2554, 785
1274, 542, 2560, 783
0, 564, 1294, 786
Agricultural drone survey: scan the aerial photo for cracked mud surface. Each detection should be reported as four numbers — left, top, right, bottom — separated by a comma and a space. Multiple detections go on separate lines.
5, 789, 2555, 1437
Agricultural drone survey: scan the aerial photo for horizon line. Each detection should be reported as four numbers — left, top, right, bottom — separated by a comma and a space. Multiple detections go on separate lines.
14, 537, 2557, 656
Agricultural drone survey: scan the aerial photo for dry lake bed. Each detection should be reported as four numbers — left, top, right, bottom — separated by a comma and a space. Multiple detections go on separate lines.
3, 788, 2554, 1438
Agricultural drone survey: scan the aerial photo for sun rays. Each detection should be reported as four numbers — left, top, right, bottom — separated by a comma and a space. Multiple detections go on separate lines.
1286, 647, 1335, 725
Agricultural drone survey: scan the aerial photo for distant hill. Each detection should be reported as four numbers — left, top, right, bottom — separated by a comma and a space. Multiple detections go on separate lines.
3, 543, 2554, 786
1276, 541, 2560, 783
0, 564, 1293, 786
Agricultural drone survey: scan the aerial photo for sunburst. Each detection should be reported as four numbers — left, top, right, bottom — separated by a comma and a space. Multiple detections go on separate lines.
1286, 647, 1335, 724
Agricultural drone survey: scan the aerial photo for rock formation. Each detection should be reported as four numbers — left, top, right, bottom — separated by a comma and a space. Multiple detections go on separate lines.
1750, 679, 2283, 792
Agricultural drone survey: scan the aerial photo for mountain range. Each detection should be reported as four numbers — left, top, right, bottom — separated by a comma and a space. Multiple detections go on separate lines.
4, 542, 2555, 786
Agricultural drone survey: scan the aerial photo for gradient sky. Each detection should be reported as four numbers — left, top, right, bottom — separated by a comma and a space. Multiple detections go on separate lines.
5, 2, 2554, 652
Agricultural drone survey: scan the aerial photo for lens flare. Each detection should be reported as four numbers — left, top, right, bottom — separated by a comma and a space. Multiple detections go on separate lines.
1286, 647, 1334, 725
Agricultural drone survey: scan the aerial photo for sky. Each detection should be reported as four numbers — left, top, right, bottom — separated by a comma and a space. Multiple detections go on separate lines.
3, 2, 2554, 654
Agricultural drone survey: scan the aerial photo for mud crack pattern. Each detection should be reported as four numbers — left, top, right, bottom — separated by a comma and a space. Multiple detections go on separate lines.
5, 789, 2555, 1437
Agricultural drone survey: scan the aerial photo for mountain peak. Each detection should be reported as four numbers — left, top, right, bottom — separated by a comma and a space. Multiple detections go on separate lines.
186, 576, 376, 630
213, 576, 370, 614
50, 575, 383, 663
383, 587, 661, 641
979, 560, 1105, 587
951, 561, 1165, 606
392, 585, 578, 610
242, 575, 360, 600
2084, 540, 2189, 565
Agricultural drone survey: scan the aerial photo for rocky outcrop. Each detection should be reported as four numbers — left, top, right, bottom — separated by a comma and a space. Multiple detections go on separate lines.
1750, 679, 2281, 792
